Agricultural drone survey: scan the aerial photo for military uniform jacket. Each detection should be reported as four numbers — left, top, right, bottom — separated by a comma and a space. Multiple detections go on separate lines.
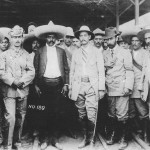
69, 44, 105, 101
0, 48, 35, 98
103, 45, 134, 96
130, 48, 148, 98
138, 50, 150, 101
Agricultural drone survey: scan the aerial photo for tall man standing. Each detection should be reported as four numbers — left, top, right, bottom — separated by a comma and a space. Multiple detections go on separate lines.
103, 27, 134, 150
0, 25, 35, 150
34, 21, 69, 150
129, 35, 149, 142
69, 25, 105, 148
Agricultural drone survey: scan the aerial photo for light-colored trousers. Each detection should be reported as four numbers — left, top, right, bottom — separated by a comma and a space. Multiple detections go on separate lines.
75, 82, 98, 124
3, 96, 27, 147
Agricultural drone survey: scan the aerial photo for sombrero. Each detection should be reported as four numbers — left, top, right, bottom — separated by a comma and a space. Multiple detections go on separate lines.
34, 21, 67, 39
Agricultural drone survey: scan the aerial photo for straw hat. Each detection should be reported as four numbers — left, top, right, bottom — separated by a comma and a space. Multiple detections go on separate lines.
103, 27, 121, 39
9, 25, 24, 37
34, 21, 67, 39
66, 27, 74, 37
75, 25, 95, 40
93, 28, 105, 36
137, 25, 150, 41
0, 32, 4, 43
0, 27, 11, 41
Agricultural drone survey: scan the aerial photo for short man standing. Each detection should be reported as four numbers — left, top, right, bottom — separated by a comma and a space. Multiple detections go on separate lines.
69, 25, 105, 148
93, 28, 105, 53
103, 27, 134, 149
34, 21, 69, 150
0, 25, 35, 150
72, 37, 81, 48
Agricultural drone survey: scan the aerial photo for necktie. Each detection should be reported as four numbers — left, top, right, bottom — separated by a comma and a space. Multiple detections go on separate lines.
82, 48, 88, 63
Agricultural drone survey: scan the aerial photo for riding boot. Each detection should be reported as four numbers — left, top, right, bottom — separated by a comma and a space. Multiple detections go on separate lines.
119, 120, 128, 150
140, 118, 149, 143
106, 117, 116, 145
78, 116, 88, 149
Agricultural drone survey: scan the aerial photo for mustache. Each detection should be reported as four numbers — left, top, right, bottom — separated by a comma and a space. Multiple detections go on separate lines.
33, 46, 38, 49
81, 40, 86, 42
96, 42, 101, 44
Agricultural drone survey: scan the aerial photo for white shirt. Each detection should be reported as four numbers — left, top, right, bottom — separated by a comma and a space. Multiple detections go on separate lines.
133, 49, 139, 59
44, 44, 61, 78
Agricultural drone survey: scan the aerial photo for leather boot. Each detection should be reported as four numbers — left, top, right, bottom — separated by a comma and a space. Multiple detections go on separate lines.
78, 120, 95, 149
78, 117, 89, 149
106, 117, 116, 145
119, 121, 128, 150
140, 118, 149, 143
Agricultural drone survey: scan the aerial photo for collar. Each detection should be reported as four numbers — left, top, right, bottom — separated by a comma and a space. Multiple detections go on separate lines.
46, 44, 56, 49
81, 43, 90, 52
109, 44, 118, 52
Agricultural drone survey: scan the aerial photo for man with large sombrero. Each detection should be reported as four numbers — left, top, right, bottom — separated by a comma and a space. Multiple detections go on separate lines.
34, 21, 69, 150
103, 27, 134, 149
69, 25, 105, 148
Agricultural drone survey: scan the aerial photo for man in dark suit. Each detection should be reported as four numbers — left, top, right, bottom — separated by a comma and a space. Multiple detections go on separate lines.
34, 21, 69, 150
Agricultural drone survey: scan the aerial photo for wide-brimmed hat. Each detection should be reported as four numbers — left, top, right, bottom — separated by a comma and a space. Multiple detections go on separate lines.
0, 27, 11, 41
103, 27, 121, 39
9, 25, 24, 37
34, 21, 67, 39
66, 27, 74, 37
93, 28, 105, 36
137, 25, 150, 41
117, 35, 123, 42
75, 26, 95, 40
0, 32, 4, 43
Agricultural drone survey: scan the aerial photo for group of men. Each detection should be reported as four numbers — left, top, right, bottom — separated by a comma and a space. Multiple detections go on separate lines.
0, 20, 149, 150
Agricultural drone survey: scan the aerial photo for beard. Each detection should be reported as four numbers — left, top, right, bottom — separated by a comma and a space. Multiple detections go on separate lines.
146, 42, 150, 47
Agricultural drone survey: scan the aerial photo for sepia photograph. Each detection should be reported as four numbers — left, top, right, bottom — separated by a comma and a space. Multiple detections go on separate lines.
0, 0, 150, 150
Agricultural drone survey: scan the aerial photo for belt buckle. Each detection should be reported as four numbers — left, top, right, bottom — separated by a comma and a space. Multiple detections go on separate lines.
81, 77, 89, 82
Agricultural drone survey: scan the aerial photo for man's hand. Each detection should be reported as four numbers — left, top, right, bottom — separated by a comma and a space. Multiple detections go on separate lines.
35, 85, 41, 97
17, 82, 24, 89
68, 90, 72, 99
61, 85, 69, 97
99, 90, 105, 100
12, 80, 24, 89
123, 88, 130, 96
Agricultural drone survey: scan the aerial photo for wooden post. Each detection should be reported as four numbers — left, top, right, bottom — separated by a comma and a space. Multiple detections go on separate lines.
116, 0, 119, 32
135, 0, 139, 25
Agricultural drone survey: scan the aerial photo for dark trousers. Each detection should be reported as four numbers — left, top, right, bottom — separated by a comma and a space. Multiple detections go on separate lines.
38, 77, 63, 134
